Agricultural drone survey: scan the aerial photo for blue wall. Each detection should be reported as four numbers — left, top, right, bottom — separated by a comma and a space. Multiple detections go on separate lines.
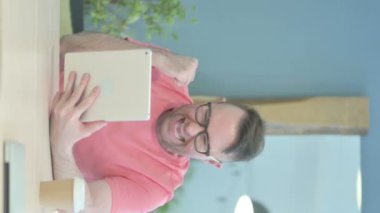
126, 0, 376, 99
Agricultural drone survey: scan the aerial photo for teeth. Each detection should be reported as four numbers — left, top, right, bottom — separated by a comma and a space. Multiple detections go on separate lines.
176, 117, 185, 142
175, 123, 181, 140
179, 124, 185, 142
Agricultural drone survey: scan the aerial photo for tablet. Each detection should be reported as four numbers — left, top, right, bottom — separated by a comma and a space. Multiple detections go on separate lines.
64, 49, 152, 121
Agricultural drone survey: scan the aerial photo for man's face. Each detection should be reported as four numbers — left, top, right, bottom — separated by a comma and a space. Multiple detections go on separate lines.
156, 102, 246, 162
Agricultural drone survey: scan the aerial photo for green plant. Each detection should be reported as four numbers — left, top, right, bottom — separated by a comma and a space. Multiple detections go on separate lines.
84, 0, 197, 40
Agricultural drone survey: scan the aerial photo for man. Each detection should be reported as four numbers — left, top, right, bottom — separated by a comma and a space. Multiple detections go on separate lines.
50, 32, 265, 213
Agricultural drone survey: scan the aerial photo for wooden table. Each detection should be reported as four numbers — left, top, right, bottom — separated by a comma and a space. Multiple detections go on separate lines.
0, 0, 59, 211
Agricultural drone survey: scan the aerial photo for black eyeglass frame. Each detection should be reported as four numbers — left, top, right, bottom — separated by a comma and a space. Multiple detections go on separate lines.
194, 102, 222, 164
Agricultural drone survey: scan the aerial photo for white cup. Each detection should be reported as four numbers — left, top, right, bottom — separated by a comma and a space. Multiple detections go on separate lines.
39, 178, 85, 212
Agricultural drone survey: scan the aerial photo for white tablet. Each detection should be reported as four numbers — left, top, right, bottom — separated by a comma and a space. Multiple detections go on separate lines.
64, 49, 152, 122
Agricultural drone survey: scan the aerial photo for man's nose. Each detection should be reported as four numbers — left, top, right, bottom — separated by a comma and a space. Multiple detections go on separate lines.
183, 120, 204, 140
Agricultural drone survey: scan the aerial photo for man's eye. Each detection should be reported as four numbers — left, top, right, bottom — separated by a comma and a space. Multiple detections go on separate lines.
196, 107, 208, 124
204, 109, 210, 121
195, 133, 209, 152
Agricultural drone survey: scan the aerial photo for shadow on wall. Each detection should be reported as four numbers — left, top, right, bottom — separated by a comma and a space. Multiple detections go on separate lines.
70, 0, 84, 33
253, 200, 270, 213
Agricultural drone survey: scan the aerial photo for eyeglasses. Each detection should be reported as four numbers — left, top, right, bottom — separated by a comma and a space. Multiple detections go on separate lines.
194, 102, 222, 164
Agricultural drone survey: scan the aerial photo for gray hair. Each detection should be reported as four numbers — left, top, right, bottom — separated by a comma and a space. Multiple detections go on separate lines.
223, 104, 265, 161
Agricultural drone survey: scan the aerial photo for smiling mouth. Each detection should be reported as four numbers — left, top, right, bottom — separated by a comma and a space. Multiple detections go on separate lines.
175, 117, 186, 143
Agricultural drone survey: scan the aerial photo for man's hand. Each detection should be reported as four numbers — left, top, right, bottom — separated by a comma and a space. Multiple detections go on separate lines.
158, 52, 198, 86
50, 71, 107, 155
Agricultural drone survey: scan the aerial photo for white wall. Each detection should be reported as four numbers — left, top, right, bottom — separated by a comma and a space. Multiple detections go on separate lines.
166, 136, 361, 213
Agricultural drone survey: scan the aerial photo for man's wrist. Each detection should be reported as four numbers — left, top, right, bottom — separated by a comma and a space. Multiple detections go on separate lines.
50, 138, 74, 160
152, 49, 168, 69
51, 144, 82, 179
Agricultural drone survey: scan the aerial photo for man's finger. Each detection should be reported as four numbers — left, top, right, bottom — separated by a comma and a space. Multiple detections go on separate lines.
49, 91, 61, 113
68, 73, 90, 106
75, 86, 101, 117
60, 71, 77, 102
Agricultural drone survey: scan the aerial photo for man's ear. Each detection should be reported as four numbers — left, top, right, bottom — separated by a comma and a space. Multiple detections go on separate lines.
205, 159, 223, 169
216, 97, 227, 103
